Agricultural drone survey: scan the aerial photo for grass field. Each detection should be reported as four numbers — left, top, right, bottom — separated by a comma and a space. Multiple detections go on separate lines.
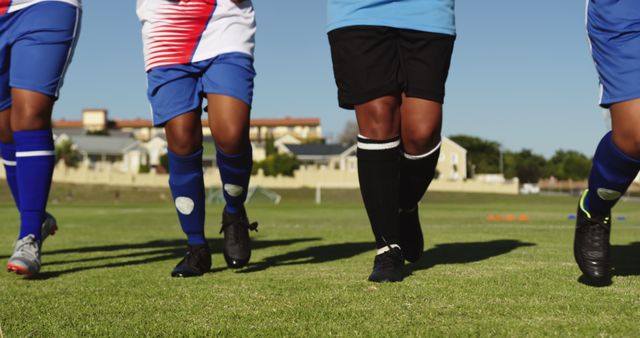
1, 184, 640, 336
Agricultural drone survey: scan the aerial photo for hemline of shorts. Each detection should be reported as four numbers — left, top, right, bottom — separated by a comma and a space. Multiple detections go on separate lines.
600, 93, 640, 109
152, 91, 253, 127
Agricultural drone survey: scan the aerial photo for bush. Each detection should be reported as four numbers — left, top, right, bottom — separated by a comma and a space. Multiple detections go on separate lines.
55, 140, 82, 168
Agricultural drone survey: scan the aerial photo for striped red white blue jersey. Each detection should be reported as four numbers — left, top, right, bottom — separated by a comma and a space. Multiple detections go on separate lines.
137, 0, 255, 71
0, 0, 80, 15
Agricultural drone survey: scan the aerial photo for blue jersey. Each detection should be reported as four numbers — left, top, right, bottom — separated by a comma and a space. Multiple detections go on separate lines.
327, 0, 455, 36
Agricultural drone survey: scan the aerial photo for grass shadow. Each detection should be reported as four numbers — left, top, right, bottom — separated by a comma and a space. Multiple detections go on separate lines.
28, 238, 319, 280
409, 239, 536, 273
238, 242, 374, 273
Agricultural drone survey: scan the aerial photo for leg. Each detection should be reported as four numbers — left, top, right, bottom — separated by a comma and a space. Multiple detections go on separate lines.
398, 95, 442, 209
207, 94, 252, 215
396, 96, 443, 263
11, 89, 56, 241
355, 95, 401, 248
207, 94, 257, 269
584, 100, 640, 216
0, 107, 20, 209
164, 111, 207, 246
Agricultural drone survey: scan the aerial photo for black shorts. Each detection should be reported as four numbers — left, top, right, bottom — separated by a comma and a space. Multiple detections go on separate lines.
328, 26, 455, 110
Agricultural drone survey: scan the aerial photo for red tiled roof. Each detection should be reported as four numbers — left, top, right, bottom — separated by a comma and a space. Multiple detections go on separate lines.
53, 117, 320, 129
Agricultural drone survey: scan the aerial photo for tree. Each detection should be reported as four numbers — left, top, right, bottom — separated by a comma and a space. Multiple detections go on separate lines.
338, 120, 359, 146
546, 150, 591, 180
503, 149, 547, 183
448, 134, 501, 176
253, 153, 300, 177
265, 134, 277, 156
55, 139, 82, 168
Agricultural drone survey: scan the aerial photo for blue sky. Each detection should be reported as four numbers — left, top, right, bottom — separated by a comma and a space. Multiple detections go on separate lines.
56, 0, 603, 157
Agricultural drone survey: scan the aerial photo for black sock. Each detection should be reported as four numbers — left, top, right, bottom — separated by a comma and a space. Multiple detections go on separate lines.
357, 135, 401, 249
399, 142, 441, 210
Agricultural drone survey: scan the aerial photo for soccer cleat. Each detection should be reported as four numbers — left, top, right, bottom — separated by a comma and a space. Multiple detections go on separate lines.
219, 210, 258, 269
368, 245, 405, 283
6, 235, 41, 277
574, 190, 612, 284
41, 212, 58, 241
171, 244, 212, 278
398, 206, 424, 263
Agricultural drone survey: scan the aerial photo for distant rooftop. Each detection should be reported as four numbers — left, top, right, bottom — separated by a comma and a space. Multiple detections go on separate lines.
53, 117, 321, 129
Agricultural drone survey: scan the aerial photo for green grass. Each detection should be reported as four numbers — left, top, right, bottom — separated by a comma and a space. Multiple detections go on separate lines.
1, 185, 640, 336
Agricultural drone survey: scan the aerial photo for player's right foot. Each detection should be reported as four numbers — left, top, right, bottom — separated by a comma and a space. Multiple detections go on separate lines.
368, 245, 404, 283
220, 210, 258, 269
574, 190, 612, 285
399, 206, 424, 263
42, 212, 58, 241
6, 235, 42, 277
171, 244, 211, 278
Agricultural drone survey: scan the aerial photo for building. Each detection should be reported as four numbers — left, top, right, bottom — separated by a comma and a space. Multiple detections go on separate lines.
56, 134, 148, 173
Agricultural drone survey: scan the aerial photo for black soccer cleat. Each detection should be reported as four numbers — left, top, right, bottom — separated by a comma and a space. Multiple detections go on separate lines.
171, 244, 211, 278
220, 210, 258, 269
368, 245, 405, 283
574, 190, 612, 285
399, 206, 424, 263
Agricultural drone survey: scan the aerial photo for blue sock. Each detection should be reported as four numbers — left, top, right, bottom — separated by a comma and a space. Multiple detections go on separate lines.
216, 144, 252, 215
168, 149, 206, 246
1, 142, 20, 210
14, 130, 55, 241
586, 131, 640, 215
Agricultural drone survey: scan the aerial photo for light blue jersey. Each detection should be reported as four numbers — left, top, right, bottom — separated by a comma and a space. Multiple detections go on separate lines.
327, 0, 455, 35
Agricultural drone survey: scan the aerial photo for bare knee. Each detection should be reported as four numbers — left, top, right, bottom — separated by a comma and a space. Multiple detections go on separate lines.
214, 126, 248, 155
164, 113, 203, 156
10, 89, 53, 131
613, 129, 640, 159
355, 96, 400, 139
402, 128, 441, 155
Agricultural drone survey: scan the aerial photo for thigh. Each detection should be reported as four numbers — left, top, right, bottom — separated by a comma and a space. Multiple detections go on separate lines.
147, 64, 202, 127
328, 26, 401, 109
397, 29, 455, 104
10, 2, 80, 99
587, 0, 640, 107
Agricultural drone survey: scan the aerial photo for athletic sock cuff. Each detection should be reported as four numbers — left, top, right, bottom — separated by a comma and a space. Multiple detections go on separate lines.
168, 149, 203, 174
215, 143, 253, 165
604, 131, 640, 172
0, 142, 17, 164
13, 129, 54, 153
357, 135, 400, 150
357, 135, 400, 161
403, 141, 441, 160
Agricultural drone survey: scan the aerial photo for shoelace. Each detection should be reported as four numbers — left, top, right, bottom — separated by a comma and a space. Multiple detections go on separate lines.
219, 220, 258, 235
14, 235, 39, 261
587, 217, 610, 249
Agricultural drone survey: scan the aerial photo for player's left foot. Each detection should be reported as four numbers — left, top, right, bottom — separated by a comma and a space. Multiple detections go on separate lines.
368, 245, 404, 283
171, 244, 212, 278
6, 235, 42, 277
574, 190, 612, 285
42, 212, 58, 241
220, 210, 258, 269
399, 206, 424, 263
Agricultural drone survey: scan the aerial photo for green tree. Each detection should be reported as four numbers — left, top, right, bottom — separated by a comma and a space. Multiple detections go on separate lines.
55, 139, 82, 168
252, 153, 299, 177
546, 150, 591, 180
265, 134, 277, 156
449, 134, 501, 176
503, 149, 547, 183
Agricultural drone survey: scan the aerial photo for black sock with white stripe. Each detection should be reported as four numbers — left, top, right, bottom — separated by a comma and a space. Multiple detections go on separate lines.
399, 142, 441, 210
357, 135, 401, 249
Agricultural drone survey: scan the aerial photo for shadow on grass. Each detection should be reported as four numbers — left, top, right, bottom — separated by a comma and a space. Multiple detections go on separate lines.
237, 242, 374, 273
408, 239, 536, 273
576, 242, 640, 287
29, 238, 319, 280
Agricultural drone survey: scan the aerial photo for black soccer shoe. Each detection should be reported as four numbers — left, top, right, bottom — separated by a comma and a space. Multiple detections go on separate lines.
574, 196, 612, 285
368, 246, 405, 283
171, 244, 211, 278
220, 210, 258, 269
399, 206, 424, 263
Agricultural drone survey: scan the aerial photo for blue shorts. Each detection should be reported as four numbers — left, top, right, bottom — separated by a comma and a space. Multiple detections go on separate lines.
587, 0, 640, 108
0, 2, 81, 111
146, 52, 256, 126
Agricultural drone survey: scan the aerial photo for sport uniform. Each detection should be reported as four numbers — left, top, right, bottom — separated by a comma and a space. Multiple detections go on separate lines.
136, 0, 256, 126
327, 0, 456, 109
0, 0, 81, 111
587, 0, 640, 107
